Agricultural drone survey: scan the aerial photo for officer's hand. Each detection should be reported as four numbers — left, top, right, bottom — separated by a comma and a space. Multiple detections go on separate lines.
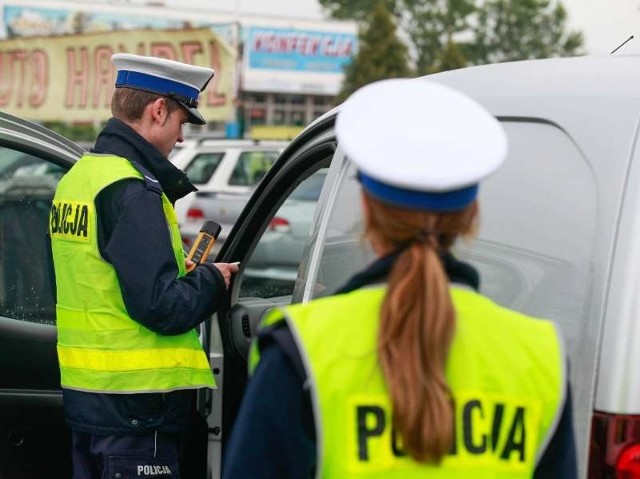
214, 262, 240, 288
185, 259, 196, 273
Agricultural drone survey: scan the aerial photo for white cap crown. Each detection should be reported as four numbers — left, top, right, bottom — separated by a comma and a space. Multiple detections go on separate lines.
336, 78, 508, 210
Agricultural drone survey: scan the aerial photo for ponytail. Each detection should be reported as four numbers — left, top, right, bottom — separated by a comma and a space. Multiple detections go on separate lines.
364, 193, 478, 463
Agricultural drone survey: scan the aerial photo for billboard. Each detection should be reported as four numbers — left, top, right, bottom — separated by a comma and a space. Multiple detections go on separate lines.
243, 24, 357, 95
0, 27, 236, 123
247, 27, 355, 73
2, 5, 184, 36
2, 4, 238, 47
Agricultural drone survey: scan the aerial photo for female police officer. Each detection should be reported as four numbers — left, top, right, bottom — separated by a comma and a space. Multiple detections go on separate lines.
223, 78, 577, 478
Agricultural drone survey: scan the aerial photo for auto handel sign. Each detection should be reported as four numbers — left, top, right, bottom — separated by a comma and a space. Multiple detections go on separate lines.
0, 27, 235, 123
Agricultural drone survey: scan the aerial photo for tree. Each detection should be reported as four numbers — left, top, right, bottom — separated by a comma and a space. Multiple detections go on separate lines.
400, 0, 475, 75
336, 2, 412, 103
320, 0, 399, 20
429, 38, 468, 73
468, 0, 584, 64
320, 0, 584, 75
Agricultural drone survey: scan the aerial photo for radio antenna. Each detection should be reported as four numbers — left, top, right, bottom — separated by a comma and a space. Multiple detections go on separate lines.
611, 35, 635, 54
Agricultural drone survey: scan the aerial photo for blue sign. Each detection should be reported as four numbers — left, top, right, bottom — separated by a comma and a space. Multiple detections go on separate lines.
246, 27, 357, 73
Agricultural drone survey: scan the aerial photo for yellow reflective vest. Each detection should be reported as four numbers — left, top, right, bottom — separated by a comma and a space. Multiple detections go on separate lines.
255, 285, 565, 478
50, 153, 215, 393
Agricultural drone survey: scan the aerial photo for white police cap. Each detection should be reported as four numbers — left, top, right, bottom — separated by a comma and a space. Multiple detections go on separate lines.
112, 53, 214, 125
335, 78, 508, 211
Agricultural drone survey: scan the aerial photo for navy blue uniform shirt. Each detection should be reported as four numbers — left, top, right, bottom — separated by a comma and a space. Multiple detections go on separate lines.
61, 118, 225, 436
223, 252, 577, 479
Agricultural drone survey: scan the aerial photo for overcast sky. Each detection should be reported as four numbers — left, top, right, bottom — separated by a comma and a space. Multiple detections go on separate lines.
160, 0, 640, 55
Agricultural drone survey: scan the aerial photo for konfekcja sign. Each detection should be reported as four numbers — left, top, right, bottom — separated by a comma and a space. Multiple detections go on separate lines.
243, 25, 357, 95
0, 27, 235, 123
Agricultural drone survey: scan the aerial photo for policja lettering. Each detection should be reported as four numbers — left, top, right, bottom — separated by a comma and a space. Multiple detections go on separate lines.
356, 397, 528, 464
137, 464, 173, 476
50, 200, 91, 242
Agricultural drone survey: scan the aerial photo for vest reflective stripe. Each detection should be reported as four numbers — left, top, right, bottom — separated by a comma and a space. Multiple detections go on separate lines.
50, 154, 214, 393
57, 346, 212, 371
256, 286, 564, 479
59, 368, 215, 394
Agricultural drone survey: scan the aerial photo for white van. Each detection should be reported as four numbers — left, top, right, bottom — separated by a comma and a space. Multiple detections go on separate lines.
214, 54, 640, 478
0, 54, 637, 478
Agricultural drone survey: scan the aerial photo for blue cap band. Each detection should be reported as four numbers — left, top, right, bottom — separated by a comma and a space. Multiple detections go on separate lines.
115, 70, 199, 107
359, 172, 478, 211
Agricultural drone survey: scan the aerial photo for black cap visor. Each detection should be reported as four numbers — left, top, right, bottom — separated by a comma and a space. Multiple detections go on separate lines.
177, 100, 206, 125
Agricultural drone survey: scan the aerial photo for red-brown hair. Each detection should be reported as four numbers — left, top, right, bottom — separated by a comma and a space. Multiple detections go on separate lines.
363, 191, 478, 463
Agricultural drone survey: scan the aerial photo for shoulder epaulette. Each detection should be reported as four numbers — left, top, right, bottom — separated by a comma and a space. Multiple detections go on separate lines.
129, 160, 163, 195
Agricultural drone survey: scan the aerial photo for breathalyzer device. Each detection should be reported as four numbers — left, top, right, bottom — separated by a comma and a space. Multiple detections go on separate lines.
186, 220, 222, 271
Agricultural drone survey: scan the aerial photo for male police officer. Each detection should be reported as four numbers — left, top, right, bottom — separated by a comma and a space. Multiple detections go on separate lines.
49, 53, 238, 478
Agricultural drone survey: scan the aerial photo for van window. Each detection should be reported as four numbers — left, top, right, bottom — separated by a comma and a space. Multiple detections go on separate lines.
465, 122, 596, 345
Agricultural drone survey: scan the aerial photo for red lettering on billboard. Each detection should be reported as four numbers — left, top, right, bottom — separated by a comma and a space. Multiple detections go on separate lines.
93, 46, 114, 108
181, 41, 204, 65
30, 49, 48, 107
0, 30, 231, 120
0, 49, 49, 107
66, 47, 89, 108
151, 43, 178, 60
0, 52, 11, 106
206, 41, 226, 107
135, 42, 146, 56
11, 51, 27, 107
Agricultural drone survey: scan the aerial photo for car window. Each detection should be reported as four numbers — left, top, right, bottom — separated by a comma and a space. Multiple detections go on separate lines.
311, 161, 374, 296
229, 151, 278, 186
239, 168, 329, 298
0, 147, 65, 324
183, 152, 225, 184
289, 172, 326, 201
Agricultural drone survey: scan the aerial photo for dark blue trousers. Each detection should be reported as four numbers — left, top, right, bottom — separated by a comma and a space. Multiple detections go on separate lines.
71, 430, 181, 479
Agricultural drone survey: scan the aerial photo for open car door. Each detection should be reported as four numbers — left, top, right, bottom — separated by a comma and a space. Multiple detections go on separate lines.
0, 113, 83, 478
206, 113, 347, 476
